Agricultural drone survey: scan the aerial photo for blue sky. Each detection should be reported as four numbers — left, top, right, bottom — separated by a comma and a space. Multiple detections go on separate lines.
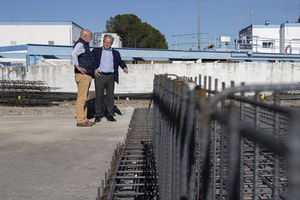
2, 0, 300, 49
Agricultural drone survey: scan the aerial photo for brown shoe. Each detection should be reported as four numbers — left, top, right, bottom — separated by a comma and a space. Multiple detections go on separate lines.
86, 120, 96, 125
77, 120, 93, 127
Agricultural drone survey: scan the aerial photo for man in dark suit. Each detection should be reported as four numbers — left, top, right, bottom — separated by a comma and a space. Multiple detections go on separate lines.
92, 34, 128, 122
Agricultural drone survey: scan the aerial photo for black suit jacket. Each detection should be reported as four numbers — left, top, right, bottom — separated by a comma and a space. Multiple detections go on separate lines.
92, 47, 127, 84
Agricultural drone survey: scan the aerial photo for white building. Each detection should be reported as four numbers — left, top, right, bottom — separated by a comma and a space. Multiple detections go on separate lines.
238, 21, 300, 54
93, 32, 122, 48
280, 23, 300, 54
0, 21, 83, 46
0, 22, 123, 48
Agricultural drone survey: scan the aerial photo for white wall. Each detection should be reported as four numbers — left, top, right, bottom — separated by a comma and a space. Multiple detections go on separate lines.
0, 24, 81, 46
252, 26, 280, 53
72, 26, 82, 46
1, 63, 300, 94
281, 23, 300, 54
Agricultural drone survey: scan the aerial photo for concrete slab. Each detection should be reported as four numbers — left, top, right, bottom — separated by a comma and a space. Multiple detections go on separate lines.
0, 101, 144, 200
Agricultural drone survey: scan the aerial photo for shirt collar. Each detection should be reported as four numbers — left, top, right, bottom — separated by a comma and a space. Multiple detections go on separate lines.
102, 47, 112, 51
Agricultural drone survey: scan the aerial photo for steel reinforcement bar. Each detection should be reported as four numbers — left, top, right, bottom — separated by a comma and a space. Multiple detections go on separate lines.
152, 74, 300, 200
97, 73, 300, 200
97, 107, 158, 200
0, 79, 56, 106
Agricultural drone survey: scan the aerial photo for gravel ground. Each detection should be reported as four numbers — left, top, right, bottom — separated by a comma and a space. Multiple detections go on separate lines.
0, 99, 152, 116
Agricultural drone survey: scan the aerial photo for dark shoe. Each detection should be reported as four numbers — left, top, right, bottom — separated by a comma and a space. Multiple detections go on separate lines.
107, 115, 116, 122
94, 116, 102, 123
77, 121, 93, 127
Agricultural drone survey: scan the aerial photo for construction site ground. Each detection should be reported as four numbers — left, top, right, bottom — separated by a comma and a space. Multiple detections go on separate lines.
0, 99, 151, 200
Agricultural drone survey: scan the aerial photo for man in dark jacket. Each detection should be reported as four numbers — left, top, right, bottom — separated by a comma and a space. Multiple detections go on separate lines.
71, 29, 96, 127
92, 34, 128, 122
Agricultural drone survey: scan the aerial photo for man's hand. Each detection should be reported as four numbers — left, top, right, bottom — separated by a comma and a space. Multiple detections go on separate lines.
123, 68, 128, 74
76, 66, 86, 74
95, 69, 102, 77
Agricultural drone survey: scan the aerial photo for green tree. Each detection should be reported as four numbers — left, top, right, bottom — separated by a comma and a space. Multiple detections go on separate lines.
105, 14, 168, 49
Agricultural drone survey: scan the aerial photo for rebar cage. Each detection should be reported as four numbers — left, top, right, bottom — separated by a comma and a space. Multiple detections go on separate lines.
153, 74, 300, 200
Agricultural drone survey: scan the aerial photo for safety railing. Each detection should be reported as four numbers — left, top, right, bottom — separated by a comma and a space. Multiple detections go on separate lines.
153, 74, 300, 200
172, 33, 300, 54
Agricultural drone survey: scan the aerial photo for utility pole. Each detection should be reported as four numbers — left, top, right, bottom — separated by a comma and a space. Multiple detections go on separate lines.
245, 0, 247, 26
198, 0, 200, 50
250, 8, 252, 25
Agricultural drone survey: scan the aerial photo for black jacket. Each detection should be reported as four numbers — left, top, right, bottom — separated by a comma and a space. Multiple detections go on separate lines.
92, 47, 127, 84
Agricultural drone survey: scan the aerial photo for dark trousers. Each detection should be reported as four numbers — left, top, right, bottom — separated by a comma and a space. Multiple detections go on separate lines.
94, 74, 115, 117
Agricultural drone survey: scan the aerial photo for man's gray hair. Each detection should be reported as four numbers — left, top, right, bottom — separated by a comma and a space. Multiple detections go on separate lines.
104, 34, 114, 43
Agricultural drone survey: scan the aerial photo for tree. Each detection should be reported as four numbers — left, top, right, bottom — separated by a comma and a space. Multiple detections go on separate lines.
105, 14, 168, 49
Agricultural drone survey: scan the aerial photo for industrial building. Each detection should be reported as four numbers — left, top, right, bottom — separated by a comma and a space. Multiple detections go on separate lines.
0, 21, 122, 48
1, 20, 300, 66
1, 21, 300, 94
238, 21, 300, 54
0, 21, 83, 46
0, 21, 124, 66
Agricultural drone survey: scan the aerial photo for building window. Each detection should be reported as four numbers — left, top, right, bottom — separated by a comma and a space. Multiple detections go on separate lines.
48, 41, 54, 45
11, 41, 17, 45
262, 41, 273, 48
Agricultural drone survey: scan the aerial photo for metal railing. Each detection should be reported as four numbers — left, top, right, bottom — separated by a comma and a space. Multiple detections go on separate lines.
153, 74, 300, 199
172, 33, 300, 54
172, 33, 238, 51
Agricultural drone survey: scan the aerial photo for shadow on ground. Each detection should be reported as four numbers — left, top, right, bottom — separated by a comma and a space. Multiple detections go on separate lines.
87, 96, 122, 119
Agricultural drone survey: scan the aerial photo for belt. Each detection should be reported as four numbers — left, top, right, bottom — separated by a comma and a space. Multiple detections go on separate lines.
101, 72, 114, 75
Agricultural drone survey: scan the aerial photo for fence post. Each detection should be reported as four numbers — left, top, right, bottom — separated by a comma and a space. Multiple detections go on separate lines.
227, 105, 240, 200
253, 91, 260, 200
273, 91, 280, 200
220, 82, 226, 199
239, 82, 245, 200
289, 111, 300, 200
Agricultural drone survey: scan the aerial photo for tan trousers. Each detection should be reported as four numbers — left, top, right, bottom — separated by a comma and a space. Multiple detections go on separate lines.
75, 74, 92, 123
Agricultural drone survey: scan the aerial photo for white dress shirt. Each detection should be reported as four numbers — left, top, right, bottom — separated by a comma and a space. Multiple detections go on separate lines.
71, 42, 85, 66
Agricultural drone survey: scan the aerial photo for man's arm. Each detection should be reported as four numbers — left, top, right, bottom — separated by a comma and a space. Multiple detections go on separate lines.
71, 43, 86, 74
71, 43, 84, 66
115, 50, 128, 74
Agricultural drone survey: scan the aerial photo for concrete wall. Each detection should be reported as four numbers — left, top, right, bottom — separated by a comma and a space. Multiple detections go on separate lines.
1, 62, 300, 93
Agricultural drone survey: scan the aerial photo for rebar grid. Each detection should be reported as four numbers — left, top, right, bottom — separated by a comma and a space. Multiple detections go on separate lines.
152, 74, 300, 200
0, 79, 53, 106
98, 108, 158, 200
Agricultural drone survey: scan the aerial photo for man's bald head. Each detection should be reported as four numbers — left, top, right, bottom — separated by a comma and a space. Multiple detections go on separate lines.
80, 29, 93, 42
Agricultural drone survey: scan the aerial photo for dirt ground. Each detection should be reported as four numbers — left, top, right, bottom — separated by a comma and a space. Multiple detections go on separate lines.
0, 99, 152, 116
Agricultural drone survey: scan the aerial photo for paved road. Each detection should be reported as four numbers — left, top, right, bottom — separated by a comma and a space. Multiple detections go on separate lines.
0, 108, 134, 200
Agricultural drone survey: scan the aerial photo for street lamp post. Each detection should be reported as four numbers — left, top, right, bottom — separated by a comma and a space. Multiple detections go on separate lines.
198, 0, 200, 50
